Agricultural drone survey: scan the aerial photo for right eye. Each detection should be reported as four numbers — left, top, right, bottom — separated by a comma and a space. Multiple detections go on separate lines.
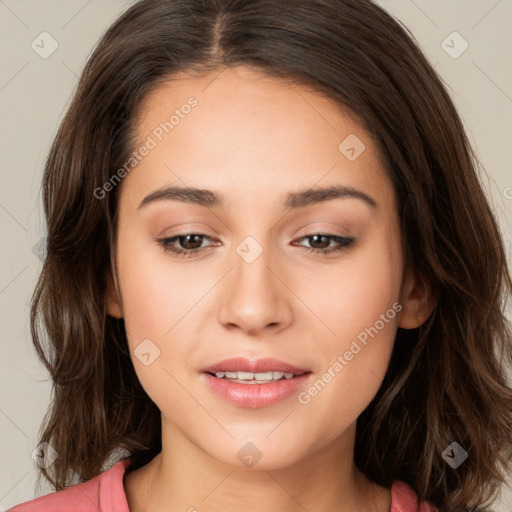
157, 233, 220, 258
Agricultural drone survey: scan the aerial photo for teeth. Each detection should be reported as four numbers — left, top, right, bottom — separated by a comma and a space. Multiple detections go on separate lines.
214, 371, 297, 382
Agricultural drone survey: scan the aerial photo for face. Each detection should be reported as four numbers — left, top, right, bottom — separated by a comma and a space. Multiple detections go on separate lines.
107, 66, 429, 470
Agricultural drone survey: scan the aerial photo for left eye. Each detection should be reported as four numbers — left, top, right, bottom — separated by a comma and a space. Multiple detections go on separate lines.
156, 233, 356, 258
292, 233, 356, 255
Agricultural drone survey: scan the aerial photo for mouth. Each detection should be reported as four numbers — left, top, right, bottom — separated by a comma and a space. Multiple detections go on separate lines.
205, 370, 308, 384
200, 357, 313, 408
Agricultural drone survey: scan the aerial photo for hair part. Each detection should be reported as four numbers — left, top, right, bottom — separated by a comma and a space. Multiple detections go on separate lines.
30, 1, 512, 510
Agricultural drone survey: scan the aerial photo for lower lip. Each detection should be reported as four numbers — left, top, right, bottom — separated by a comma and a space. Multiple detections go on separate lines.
201, 372, 312, 408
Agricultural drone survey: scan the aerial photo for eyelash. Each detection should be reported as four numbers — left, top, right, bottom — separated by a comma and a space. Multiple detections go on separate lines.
156, 232, 356, 258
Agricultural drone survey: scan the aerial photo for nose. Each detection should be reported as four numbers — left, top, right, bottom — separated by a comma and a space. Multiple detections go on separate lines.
217, 238, 294, 336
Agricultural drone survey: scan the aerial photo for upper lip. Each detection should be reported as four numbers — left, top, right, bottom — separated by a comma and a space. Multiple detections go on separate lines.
201, 357, 310, 375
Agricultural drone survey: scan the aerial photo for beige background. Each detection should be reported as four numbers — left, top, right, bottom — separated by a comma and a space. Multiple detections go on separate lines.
0, 0, 511, 510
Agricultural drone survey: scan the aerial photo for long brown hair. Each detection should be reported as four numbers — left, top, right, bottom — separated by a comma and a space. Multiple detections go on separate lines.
30, 0, 512, 510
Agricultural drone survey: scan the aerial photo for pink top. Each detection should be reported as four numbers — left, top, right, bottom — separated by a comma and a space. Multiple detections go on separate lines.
9, 457, 439, 511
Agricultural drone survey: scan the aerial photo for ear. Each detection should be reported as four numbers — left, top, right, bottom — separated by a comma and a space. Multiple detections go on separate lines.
106, 264, 123, 319
397, 266, 436, 329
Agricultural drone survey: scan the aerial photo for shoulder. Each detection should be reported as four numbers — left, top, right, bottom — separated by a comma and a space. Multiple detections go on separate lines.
8, 458, 132, 512
391, 480, 440, 512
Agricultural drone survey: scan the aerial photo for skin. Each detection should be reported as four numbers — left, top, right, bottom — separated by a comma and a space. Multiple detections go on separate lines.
107, 65, 434, 512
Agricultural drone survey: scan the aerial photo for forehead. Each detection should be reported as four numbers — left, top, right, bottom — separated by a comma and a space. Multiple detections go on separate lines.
136, 66, 369, 154
121, 66, 394, 214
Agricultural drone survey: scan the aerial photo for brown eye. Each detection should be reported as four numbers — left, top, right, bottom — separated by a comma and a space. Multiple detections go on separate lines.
176, 234, 205, 250
292, 233, 356, 256
157, 233, 219, 258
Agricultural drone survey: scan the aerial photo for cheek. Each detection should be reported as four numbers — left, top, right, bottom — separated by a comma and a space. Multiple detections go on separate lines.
115, 233, 206, 411
116, 227, 199, 337
301, 230, 401, 345
294, 231, 401, 417
115, 232, 209, 395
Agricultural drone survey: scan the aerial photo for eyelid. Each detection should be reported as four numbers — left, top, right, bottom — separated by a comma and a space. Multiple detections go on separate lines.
155, 222, 219, 238
295, 227, 350, 238
294, 220, 353, 236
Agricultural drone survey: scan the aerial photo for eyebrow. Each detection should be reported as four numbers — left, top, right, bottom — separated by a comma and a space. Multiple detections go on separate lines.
137, 185, 378, 211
